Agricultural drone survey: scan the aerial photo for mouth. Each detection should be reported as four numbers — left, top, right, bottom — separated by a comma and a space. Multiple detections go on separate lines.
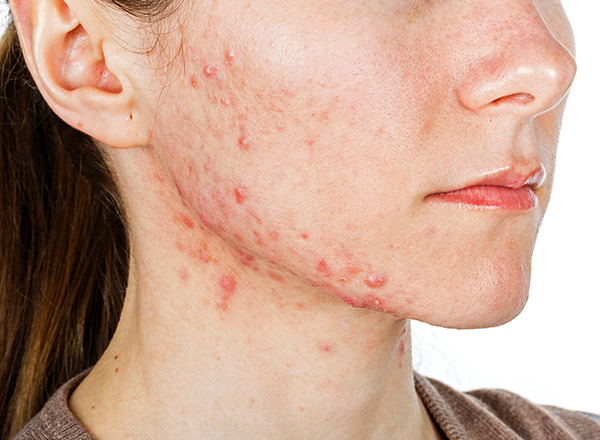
426, 166, 546, 211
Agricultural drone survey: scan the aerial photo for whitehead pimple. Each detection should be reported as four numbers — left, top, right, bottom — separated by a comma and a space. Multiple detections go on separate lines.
364, 273, 388, 289
234, 186, 249, 204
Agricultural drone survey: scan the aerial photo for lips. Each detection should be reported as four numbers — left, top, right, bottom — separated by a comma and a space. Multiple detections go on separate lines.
427, 166, 546, 210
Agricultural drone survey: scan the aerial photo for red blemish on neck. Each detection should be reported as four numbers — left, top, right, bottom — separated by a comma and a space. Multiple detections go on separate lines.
300, 233, 309, 240
398, 338, 407, 369
176, 241, 211, 263
237, 249, 255, 265
153, 171, 165, 182
218, 274, 237, 311
318, 343, 334, 353
317, 259, 332, 277
178, 268, 190, 282
364, 273, 388, 289
174, 212, 195, 229
204, 65, 217, 77
224, 49, 235, 65
238, 134, 251, 151
190, 75, 199, 88
234, 186, 248, 204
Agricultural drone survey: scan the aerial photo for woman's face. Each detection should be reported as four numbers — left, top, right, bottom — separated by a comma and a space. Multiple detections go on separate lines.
144, 0, 575, 328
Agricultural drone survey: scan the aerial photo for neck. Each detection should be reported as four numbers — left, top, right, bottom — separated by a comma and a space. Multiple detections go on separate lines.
69, 147, 441, 440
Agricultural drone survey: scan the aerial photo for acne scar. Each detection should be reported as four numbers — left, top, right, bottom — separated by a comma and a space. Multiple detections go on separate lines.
218, 274, 237, 311
364, 273, 388, 289
234, 186, 249, 204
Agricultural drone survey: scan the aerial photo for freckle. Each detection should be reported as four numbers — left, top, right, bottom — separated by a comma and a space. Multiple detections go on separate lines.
234, 185, 248, 204
317, 259, 332, 277
178, 268, 190, 282
204, 64, 217, 77
364, 273, 388, 289
129, 113, 133, 120
218, 274, 237, 311
299, 407, 305, 412
301, 233, 308, 240
115, 368, 119, 373
91, 406, 95, 410
238, 134, 251, 151
114, 355, 118, 360
77, 122, 83, 128
190, 75, 199, 88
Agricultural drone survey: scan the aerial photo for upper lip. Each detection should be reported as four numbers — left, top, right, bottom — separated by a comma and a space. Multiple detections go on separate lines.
435, 165, 547, 194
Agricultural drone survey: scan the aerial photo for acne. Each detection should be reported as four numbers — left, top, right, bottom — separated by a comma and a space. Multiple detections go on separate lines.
174, 212, 195, 229
224, 49, 235, 65
300, 233, 309, 240
316, 259, 332, 277
218, 274, 238, 311
318, 343, 335, 354
364, 273, 389, 289
204, 64, 218, 78
238, 133, 252, 151
178, 268, 190, 283
234, 185, 249, 204
190, 75, 199, 89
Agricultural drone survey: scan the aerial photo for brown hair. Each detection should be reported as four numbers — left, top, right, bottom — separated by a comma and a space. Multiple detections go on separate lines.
0, 0, 173, 436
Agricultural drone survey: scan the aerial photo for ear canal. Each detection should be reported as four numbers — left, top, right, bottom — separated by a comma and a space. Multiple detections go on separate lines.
60, 25, 123, 93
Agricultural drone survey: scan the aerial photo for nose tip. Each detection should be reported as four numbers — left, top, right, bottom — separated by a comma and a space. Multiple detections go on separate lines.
457, 39, 577, 117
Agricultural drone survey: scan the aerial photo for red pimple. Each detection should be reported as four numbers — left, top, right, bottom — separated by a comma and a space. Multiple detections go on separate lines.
204, 64, 217, 77
237, 249, 255, 265
174, 212, 195, 229
218, 274, 237, 311
318, 343, 334, 353
234, 186, 248, 204
238, 134, 251, 151
224, 49, 235, 65
153, 171, 165, 182
317, 259, 332, 277
300, 233, 309, 240
190, 75, 199, 88
364, 273, 388, 289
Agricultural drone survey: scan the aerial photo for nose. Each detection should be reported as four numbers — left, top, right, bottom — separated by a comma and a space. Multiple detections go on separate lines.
456, 2, 577, 118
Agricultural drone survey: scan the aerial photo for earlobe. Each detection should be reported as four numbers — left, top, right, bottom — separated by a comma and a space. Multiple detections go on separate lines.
10, 0, 151, 148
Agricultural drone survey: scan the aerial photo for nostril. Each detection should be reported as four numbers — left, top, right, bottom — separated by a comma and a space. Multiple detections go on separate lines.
490, 93, 535, 106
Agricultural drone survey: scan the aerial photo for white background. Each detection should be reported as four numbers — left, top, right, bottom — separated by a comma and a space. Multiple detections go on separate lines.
2, 1, 598, 414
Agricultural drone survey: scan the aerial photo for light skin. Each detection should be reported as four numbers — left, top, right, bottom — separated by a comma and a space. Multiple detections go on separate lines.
11, 0, 576, 439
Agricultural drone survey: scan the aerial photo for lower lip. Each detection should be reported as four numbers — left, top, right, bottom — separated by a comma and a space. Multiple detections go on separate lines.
427, 185, 537, 210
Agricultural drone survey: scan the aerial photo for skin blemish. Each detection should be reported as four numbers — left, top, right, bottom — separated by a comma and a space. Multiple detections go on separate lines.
238, 134, 252, 151
190, 75, 199, 88
237, 249, 255, 265
424, 226, 437, 238
153, 171, 165, 182
114, 355, 118, 360
234, 185, 249, 204
204, 64, 218, 78
364, 273, 389, 289
267, 230, 280, 241
178, 268, 190, 282
316, 259, 332, 277
268, 271, 284, 282
318, 343, 334, 353
174, 212, 195, 229
218, 274, 238, 311
115, 368, 119, 373
300, 233, 309, 240
224, 49, 235, 65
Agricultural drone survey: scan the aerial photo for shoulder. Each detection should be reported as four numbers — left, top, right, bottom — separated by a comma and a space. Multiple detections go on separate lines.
415, 373, 600, 440
13, 370, 94, 440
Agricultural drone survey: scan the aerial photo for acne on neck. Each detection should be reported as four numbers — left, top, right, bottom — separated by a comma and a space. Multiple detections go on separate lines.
88, 149, 422, 439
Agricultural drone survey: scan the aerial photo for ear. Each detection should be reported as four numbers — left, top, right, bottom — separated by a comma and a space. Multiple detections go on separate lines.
10, 0, 152, 148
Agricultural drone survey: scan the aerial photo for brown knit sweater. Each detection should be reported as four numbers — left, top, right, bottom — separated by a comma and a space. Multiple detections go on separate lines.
13, 371, 600, 439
